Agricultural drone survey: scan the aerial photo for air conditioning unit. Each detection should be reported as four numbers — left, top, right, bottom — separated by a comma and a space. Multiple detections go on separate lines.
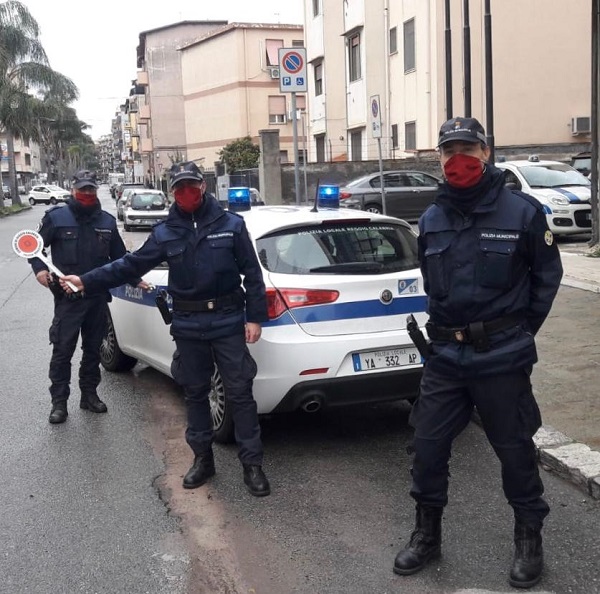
268, 66, 280, 79
571, 116, 591, 135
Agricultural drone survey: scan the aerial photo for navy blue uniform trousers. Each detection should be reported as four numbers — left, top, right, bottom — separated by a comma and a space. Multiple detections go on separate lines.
173, 332, 263, 465
48, 296, 108, 402
409, 366, 549, 525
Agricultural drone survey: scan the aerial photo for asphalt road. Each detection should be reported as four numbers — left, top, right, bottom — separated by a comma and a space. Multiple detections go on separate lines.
1, 190, 599, 594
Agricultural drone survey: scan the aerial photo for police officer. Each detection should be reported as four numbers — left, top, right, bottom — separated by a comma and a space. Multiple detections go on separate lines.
393, 118, 563, 589
61, 162, 271, 497
30, 170, 132, 424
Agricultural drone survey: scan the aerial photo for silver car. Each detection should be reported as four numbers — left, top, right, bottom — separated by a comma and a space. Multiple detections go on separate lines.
123, 190, 169, 231
339, 170, 441, 222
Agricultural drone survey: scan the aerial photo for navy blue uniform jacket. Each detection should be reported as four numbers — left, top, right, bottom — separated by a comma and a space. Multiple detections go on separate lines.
81, 194, 268, 340
418, 166, 563, 377
29, 199, 128, 300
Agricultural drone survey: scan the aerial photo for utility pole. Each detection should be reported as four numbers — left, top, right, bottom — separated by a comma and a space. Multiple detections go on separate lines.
484, 0, 495, 162
444, 0, 453, 119
463, 0, 472, 117
591, 0, 599, 246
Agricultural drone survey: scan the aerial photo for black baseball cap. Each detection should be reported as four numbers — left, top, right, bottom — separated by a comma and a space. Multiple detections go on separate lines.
72, 170, 98, 189
169, 161, 204, 186
437, 117, 487, 147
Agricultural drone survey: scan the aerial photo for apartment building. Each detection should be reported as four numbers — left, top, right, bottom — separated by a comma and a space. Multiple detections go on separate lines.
304, 0, 591, 162
135, 20, 227, 184
180, 23, 305, 168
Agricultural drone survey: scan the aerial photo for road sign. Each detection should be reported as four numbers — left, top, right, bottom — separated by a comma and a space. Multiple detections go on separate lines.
370, 95, 382, 138
12, 229, 79, 292
278, 48, 307, 93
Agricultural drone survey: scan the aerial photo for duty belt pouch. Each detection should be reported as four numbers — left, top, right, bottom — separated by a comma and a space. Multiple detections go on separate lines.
469, 321, 490, 352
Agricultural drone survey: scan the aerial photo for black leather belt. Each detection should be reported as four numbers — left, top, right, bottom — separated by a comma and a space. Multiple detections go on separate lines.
173, 292, 242, 313
425, 314, 522, 352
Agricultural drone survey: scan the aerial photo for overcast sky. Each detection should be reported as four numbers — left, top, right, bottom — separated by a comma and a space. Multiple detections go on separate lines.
22, 0, 304, 140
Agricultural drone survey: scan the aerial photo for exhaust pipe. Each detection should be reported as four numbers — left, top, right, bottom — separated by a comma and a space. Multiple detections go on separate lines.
300, 393, 324, 413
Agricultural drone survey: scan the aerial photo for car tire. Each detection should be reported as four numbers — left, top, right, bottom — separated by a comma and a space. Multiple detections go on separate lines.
364, 202, 383, 214
100, 311, 138, 372
50, 197, 57, 205
124, 223, 131, 231
210, 367, 235, 443
28, 197, 36, 205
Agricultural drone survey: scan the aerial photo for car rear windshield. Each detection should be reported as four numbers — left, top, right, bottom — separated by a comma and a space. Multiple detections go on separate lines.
256, 221, 419, 274
130, 194, 167, 210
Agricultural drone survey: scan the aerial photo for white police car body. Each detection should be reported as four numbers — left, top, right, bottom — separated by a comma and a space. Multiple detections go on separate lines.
101, 196, 427, 442
496, 158, 591, 236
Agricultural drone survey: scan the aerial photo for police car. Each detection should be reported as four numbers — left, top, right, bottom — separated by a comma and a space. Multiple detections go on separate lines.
100, 187, 427, 442
496, 157, 591, 236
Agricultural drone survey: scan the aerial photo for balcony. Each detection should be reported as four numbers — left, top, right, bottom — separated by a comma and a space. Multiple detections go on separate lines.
136, 71, 149, 86
139, 104, 151, 120
140, 138, 153, 153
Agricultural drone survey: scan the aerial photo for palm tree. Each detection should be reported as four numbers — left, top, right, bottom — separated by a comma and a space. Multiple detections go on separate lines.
0, 1, 78, 205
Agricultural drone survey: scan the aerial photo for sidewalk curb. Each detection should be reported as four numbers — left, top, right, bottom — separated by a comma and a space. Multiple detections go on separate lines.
534, 426, 600, 500
561, 276, 600, 294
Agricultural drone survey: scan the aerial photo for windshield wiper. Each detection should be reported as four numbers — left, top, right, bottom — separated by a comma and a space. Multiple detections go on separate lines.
309, 262, 385, 273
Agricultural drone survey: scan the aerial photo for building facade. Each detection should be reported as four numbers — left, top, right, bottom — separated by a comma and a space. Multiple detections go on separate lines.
180, 23, 305, 169
303, 0, 592, 162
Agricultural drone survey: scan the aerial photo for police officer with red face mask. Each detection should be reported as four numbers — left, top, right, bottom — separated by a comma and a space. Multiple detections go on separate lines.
61, 162, 271, 497
393, 118, 563, 589
29, 170, 132, 424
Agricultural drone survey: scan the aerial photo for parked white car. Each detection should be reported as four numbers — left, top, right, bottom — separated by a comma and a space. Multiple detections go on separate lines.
28, 185, 70, 206
100, 205, 427, 442
122, 190, 169, 231
496, 158, 591, 236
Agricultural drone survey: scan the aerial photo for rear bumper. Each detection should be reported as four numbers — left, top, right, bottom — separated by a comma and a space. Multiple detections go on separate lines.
271, 366, 422, 413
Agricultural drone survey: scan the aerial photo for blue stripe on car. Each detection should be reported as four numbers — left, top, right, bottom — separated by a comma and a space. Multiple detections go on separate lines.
110, 286, 427, 327
553, 188, 587, 203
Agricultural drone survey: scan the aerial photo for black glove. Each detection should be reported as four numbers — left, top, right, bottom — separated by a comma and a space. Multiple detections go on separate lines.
47, 273, 65, 300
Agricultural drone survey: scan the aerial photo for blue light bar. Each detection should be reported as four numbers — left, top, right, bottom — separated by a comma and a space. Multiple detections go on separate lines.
228, 187, 251, 212
317, 184, 340, 209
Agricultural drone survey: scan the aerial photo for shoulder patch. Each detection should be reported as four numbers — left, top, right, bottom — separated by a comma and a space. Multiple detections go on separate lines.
544, 230, 554, 246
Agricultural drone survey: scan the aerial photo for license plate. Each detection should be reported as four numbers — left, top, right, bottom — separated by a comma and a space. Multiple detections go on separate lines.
352, 347, 421, 371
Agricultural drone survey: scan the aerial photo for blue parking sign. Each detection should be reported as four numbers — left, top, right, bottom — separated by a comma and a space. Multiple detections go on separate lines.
296, 77, 304, 86
282, 76, 291, 86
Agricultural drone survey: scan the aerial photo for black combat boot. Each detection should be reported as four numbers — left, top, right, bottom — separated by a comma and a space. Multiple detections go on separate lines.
242, 464, 270, 497
393, 504, 443, 575
183, 451, 216, 489
509, 520, 543, 589
49, 401, 68, 424
80, 393, 108, 413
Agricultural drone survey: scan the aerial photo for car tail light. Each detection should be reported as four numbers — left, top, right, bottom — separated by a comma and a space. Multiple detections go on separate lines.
339, 191, 352, 200
265, 287, 340, 320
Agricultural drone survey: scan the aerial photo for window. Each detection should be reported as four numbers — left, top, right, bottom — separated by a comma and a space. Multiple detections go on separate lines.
403, 19, 415, 72
405, 121, 416, 150
266, 39, 283, 66
407, 172, 439, 187
314, 61, 323, 96
279, 150, 289, 163
292, 39, 304, 47
256, 222, 419, 275
389, 26, 398, 54
269, 95, 287, 124
315, 135, 326, 162
312, 0, 320, 17
391, 124, 398, 149
348, 32, 361, 82
25, 154, 31, 166
350, 129, 362, 161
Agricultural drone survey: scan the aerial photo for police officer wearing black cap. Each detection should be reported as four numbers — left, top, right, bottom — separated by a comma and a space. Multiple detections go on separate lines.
393, 118, 562, 589
30, 170, 132, 424
61, 161, 271, 497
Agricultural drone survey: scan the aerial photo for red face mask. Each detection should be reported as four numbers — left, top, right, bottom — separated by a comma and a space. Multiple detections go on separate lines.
174, 185, 202, 213
443, 153, 485, 189
74, 190, 97, 206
